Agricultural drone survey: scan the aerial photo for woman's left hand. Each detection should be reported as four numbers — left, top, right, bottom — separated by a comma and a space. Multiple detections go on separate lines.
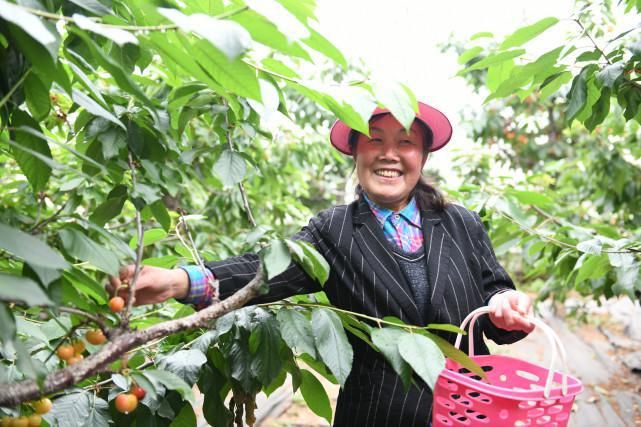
488, 290, 535, 333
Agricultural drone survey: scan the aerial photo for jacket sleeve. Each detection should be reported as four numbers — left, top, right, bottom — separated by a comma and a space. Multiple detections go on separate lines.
205, 212, 329, 305
471, 211, 528, 345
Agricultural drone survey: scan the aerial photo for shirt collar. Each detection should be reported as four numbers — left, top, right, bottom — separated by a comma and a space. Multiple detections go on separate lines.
362, 193, 422, 228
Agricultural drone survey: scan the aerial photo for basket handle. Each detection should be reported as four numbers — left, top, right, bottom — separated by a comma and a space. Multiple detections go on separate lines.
453, 306, 569, 398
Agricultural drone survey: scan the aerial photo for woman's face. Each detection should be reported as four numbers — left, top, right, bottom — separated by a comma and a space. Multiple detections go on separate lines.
354, 114, 427, 211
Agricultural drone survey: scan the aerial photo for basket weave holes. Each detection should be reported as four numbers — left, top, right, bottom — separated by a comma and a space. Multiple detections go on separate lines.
465, 390, 492, 405
515, 369, 540, 383
526, 407, 545, 418
535, 415, 551, 424
517, 400, 537, 409
448, 411, 471, 425
547, 404, 564, 415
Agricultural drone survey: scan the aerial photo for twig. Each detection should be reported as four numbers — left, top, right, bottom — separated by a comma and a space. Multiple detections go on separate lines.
122, 152, 144, 327
176, 213, 219, 301
574, 18, 612, 66
57, 307, 110, 338
0, 69, 31, 110
30, 199, 69, 234
44, 322, 85, 364
0, 263, 265, 407
223, 102, 256, 228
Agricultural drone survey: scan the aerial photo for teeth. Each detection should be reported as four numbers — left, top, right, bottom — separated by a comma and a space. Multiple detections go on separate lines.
375, 170, 401, 178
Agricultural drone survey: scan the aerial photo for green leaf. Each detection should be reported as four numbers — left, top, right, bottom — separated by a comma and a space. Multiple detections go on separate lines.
71, 27, 152, 105
45, 390, 110, 427
470, 31, 493, 40
584, 87, 611, 131
67, 0, 111, 15
303, 26, 347, 68
539, 71, 572, 100
89, 185, 128, 226
9, 110, 52, 192
371, 328, 412, 389
421, 331, 486, 380
458, 46, 484, 64
596, 62, 624, 88
131, 373, 158, 401
63, 268, 108, 304
245, 0, 309, 41
500, 17, 559, 49
232, 10, 311, 62
286, 240, 330, 285
277, 309, 317, 357
262, 239, 292, 280
193, 39, 261, 101
23, 72, 50, 120
0, 222, 68, 269
129, 228, 168, 249
72, 14, 138, 46
576, 238, 603, 255
311, 308, 353, 387
150, 200, 172, 232
566, 65, 596, 123
169, 404, 197, 427
0, 273, 52, 306
214, 149, 247, 187
506, 189, 554, 208
0, 0, 60, 59
72, 88, 126, 130
158, 349, 207, 386
250, 314, 283, 385
575, 254, 610, 284
299, 369, 332, 424
58, 228, 119, 275
371, 80, 417, 131
398, 333, 445, 390
0, 303, 16, 345
459, 49, 525, 74
158, 8, 251, 60
143, 369, 195, 406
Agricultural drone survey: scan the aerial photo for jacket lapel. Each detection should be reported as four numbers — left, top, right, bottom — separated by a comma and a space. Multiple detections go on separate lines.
422, 209, 451, 317
352, 199, 423, 325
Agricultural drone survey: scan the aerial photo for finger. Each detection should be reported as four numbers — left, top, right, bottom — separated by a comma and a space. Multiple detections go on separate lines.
119, 265, 136, 282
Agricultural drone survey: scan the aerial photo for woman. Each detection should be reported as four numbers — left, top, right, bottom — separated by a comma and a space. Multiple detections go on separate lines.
110, 102, 534, 426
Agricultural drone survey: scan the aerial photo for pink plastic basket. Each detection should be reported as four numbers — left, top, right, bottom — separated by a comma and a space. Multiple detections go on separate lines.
432, 307, 583, 427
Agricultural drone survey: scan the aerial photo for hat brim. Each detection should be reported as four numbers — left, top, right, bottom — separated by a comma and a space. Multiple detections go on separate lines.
329, 102, 453, 155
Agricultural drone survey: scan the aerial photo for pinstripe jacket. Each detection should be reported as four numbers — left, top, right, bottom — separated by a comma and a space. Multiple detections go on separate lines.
207, 199, 525, 427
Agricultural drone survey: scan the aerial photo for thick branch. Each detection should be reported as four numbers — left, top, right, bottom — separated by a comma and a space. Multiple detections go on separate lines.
0, 265, 264, 407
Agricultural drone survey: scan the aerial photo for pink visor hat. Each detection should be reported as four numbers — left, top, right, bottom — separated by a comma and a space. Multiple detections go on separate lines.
329, 101, 453, 155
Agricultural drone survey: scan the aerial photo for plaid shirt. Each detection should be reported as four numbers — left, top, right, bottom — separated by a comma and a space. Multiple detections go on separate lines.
362, 193, 424, 253
179, 194, 423, 308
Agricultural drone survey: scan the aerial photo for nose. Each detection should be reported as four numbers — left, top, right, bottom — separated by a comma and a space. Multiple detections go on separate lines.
379, 141, 400, 160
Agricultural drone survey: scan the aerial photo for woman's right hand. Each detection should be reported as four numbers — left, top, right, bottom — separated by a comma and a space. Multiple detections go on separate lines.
107, 265, 190, 306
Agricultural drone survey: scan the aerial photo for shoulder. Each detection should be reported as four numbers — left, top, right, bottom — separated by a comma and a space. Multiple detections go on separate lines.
441, 203, 481, 225
307, 202, 353, 233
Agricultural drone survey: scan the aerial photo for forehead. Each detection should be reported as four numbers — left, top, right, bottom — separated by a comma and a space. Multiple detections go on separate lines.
368, 114, 424, 136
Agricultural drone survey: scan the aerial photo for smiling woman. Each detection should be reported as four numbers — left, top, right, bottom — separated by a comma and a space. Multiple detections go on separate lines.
114, 100, 535, 426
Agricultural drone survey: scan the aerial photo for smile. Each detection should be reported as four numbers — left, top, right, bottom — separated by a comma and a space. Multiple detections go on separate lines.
374, 169, 402, 178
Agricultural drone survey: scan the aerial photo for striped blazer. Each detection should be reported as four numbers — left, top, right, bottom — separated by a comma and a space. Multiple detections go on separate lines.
208, 199, 525, 427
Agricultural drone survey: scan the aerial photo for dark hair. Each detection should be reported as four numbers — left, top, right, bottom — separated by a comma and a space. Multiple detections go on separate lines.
348, 114, 448, 212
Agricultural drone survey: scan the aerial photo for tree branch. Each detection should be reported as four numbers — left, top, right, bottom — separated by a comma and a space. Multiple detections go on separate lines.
0, 264, 264, 407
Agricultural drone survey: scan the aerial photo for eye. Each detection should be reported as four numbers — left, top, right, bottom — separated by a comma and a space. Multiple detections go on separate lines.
368, 138, 383, 143
400, 139, 414, 145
